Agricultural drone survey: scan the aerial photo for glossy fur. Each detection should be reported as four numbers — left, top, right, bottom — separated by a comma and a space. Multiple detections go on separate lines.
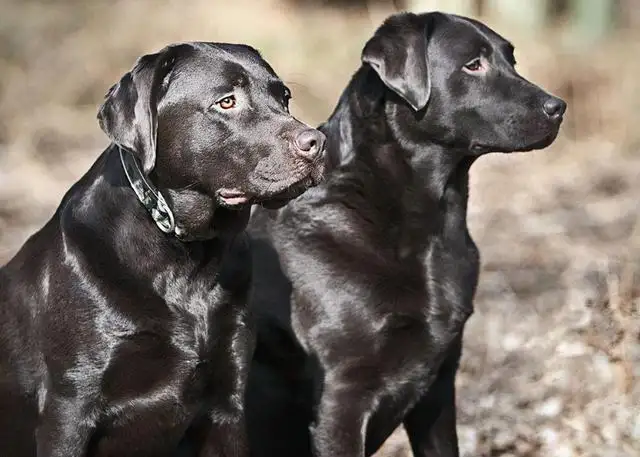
246, 12, 566, 457
0, 42, 325, 457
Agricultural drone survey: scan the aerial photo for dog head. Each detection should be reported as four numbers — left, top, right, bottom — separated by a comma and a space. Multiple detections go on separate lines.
98, 42, 326, 219
361, 12, 566, 154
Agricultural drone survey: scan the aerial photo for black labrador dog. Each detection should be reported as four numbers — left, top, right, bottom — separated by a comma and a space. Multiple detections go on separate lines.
0, 42, 325, 457
246, 12, 566, 457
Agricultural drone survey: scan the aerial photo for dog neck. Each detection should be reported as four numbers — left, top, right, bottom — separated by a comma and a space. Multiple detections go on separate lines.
323, 66, 475, 207
47, 148, 234, 297
319, 67, 478, 258
116, 146, 251, 242
118, 147, 183, 238
66, 146, 249, 269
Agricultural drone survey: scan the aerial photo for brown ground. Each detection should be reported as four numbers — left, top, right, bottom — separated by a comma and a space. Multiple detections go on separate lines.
0, 1, 638, 456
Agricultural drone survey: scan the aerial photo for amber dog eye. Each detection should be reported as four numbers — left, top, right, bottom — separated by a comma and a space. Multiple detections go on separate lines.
216, 95, 236, 110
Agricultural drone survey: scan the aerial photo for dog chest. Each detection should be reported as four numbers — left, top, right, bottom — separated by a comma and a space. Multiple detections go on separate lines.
421, 234, 479, 327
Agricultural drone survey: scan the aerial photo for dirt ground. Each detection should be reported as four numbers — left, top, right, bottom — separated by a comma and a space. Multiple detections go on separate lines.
0, 1, 638, 456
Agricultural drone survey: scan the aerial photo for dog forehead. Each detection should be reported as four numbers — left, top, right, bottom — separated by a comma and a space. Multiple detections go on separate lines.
176, 43, 282, 90
431, 15, 510, 61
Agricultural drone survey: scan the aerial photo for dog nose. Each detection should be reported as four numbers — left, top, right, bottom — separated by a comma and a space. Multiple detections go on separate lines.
294, 129, 326, 161
542, 97, 567, 119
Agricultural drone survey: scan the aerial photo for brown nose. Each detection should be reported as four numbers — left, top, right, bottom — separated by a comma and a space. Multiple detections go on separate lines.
294, 129, 326, 161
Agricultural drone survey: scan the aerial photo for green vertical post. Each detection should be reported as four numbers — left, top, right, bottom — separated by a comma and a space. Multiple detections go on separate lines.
406, 0, 478, 17
569, 0, 616, 46
485, 0, 549, 31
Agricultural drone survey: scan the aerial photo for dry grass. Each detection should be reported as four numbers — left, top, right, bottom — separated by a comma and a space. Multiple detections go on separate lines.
0, 1, 638, 456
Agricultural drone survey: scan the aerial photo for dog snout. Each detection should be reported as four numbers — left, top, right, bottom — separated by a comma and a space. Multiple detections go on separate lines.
542, 96, 567, 120
294, 129, 326, 161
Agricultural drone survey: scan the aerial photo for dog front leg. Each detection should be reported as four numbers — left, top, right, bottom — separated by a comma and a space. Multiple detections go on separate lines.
402, 345, 462, 457
36, 393, 94, 457
193, 330, 252, 457
190, 413, 248, 457
311, 379, 374, 457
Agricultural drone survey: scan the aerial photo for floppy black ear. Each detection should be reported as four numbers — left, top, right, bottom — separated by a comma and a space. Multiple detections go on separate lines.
361, 13, 432, 112
97, 46, 180, 173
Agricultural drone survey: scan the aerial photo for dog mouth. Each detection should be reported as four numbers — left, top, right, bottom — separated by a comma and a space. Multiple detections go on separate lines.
216, 171, 321, 210
512, 127, 561, 153
258, 174, 317, 209
217, 189, 250, 207
257, 158, 326, 209
472, 122, 562, 155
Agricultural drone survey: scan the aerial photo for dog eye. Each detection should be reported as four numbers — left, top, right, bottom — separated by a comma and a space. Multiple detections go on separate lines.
216, 95, 237, 110
463, 57, 484, 73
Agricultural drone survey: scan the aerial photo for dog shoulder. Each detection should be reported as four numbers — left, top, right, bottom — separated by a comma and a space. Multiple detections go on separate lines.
275, 186, 359, 246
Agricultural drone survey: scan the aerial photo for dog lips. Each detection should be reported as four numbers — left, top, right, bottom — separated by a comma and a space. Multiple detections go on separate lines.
218, 189, 249, 205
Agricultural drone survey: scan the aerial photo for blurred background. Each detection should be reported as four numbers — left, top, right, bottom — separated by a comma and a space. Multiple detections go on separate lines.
0, 0, 638, 456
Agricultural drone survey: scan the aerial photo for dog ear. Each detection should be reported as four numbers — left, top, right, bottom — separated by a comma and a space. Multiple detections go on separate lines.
97, 46, 181, 174
361, 13, 432, 112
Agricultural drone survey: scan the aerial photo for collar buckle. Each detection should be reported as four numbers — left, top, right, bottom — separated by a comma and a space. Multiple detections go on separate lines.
119, 147, 182, 238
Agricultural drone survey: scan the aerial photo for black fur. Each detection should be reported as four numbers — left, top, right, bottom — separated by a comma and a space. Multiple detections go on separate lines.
0, 42, 325, 457
246, 12, 565, 457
